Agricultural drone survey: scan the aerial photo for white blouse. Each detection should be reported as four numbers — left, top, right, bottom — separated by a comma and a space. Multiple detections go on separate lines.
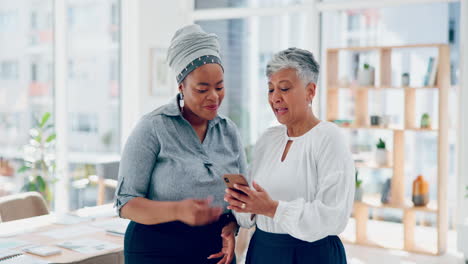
234, 121, 355, 243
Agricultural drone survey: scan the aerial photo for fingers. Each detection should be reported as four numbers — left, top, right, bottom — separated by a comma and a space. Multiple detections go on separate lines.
252, 181, 265, 192
233, 184, 254, 196
216, 255, 228, 264
228, 204, 249, 213
207, 252, 224, 259
225, 196, 246, 210
225, 188, 248, 202
225, 253, 233, 264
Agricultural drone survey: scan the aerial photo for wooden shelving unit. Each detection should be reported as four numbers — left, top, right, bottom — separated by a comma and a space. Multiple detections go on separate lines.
326, 44, 449, 255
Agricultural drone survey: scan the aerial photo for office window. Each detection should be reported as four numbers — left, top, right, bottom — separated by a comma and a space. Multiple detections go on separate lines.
0, 61, 18, 80
66, 0, 121, 154
0, 10, 18, 32
0, 0, 121, 210
195, 0, 304, 9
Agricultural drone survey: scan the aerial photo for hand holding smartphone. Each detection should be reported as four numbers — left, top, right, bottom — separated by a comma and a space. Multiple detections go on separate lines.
223, 174, 249, 195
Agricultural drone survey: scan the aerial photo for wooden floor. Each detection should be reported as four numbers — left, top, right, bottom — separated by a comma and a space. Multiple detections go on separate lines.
235, 227, 465, 264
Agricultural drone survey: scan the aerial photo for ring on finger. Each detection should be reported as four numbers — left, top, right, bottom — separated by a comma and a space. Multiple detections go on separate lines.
241, 203, 246, 209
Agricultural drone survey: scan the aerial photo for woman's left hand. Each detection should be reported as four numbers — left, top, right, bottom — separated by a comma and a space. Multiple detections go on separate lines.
225, 181, 279, 218
207, 221, 236, 264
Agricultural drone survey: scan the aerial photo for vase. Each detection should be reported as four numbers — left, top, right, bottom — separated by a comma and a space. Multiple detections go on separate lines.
412, 175, 429, 206
375, 149, 388, 166
355, 187, 363, 201
358, 67, 375, 86
381, 178, 392, 204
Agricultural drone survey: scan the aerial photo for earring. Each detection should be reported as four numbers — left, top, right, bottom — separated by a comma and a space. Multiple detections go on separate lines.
179, 92, 184, 108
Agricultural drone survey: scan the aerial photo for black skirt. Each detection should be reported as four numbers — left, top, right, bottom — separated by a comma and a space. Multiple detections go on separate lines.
124, 219, 235, 264
245, 228, 347, 264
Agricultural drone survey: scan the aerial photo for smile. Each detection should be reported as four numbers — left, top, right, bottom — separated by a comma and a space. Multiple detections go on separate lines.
275, 107, 288, 115
204, 105, 219, 111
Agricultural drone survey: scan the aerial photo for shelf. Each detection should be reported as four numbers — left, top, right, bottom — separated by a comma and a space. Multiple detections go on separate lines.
327, 43, 446, 52
328, 43, 449, 255
405, 127, 438, 132
356, 195, 438, 213
355, 162, 393, 169
335, 124, 401, 131
328, 86, 439, 90
333, 123, 439, 132
340, 217, 438, 255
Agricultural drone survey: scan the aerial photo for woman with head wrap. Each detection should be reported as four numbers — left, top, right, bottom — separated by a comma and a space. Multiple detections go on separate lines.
225, 48, 354, 263
114, 25, 244, 264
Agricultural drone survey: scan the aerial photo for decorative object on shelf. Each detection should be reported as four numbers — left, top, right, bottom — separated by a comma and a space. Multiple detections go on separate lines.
18, 112, 56, 204
401, 72, 410, 86
358, 63, 375, 86
381, 115, 391, 128
0, 158, 14, 177
375, 138, 388, 166
420, 113, 432, 129
370, 115, 381, 126
412, 174, 429, 206
332, 119, 353, 126
381, 178, 392, 204
423, 56, 438, 87
354, 170, 363, 201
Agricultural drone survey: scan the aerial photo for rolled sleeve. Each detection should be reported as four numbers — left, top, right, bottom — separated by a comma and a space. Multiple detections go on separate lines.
114, 117, 160, 217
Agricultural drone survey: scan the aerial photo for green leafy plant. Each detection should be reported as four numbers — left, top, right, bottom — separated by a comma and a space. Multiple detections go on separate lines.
363, 63, 370, 70
376, 138, 386, 149
465, 186, 468, 198
18, 112, 56, 203
355, 170, 362, 188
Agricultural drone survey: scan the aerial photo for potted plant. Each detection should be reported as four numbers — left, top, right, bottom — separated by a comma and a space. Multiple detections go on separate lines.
354, 170, 363, 201
375, 138, 388, 166
420, 113, 431, 129
358, 63, 375, 86
18, 112, 56, 204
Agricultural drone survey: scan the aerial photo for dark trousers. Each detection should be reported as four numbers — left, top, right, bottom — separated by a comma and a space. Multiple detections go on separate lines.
124, 220, 235, 264
246, 228, 347, 264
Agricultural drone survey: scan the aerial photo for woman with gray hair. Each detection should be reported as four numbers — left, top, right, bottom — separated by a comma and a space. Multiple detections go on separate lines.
225, 48, 354, 263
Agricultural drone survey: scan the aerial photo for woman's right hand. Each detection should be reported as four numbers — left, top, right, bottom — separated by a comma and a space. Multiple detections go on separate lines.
176, 197, 223, 226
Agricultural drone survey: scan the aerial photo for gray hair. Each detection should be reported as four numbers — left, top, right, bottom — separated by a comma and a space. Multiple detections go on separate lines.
266, 47, 320, 85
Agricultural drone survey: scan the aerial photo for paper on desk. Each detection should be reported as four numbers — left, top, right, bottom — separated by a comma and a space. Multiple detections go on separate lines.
56, 238, 120, 254
0, 254, 49, 264
90, 218, 129, 237
90, 218, 129, 229
74, 204, 117, 219
51, 213, 90, 225
39, 226, 100, 239
0, 239, 29, 250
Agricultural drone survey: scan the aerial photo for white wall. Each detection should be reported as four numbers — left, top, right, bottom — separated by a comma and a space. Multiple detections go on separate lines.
457, 0, 468, 250
121, 0, 193, 147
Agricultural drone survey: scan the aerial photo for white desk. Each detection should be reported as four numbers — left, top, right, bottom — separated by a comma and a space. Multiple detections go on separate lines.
0, 204, 124, 264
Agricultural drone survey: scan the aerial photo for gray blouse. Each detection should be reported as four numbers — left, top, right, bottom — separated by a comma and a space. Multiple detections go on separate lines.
114, 96, 247, 216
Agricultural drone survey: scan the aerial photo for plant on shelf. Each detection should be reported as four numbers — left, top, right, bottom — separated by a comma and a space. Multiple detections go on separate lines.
354, 170, 363, 201
375, 138, 389, 166
358, 62, 375, 86
18, 112, 56, 203
420, 113, 431, 129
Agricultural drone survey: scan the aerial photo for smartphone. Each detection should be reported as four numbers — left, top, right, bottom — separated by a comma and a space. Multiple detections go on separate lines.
223, 174, 249, 195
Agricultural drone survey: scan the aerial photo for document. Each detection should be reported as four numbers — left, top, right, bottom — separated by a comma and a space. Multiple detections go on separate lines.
39, 226, 100, 239
56, 238, 120, 254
